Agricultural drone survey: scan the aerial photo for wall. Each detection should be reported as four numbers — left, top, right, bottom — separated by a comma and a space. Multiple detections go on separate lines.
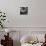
31, 0, 46, 27
0, 0, 46, 27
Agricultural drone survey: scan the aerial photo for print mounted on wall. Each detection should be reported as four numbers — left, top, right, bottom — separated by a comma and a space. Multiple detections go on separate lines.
20, 7, 28, 15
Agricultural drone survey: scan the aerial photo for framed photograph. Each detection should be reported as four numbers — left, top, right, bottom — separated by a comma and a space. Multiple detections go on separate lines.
20, 7, 28, 15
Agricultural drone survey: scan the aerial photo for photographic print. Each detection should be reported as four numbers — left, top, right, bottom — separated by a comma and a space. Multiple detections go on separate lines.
20, 7, 28, 15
